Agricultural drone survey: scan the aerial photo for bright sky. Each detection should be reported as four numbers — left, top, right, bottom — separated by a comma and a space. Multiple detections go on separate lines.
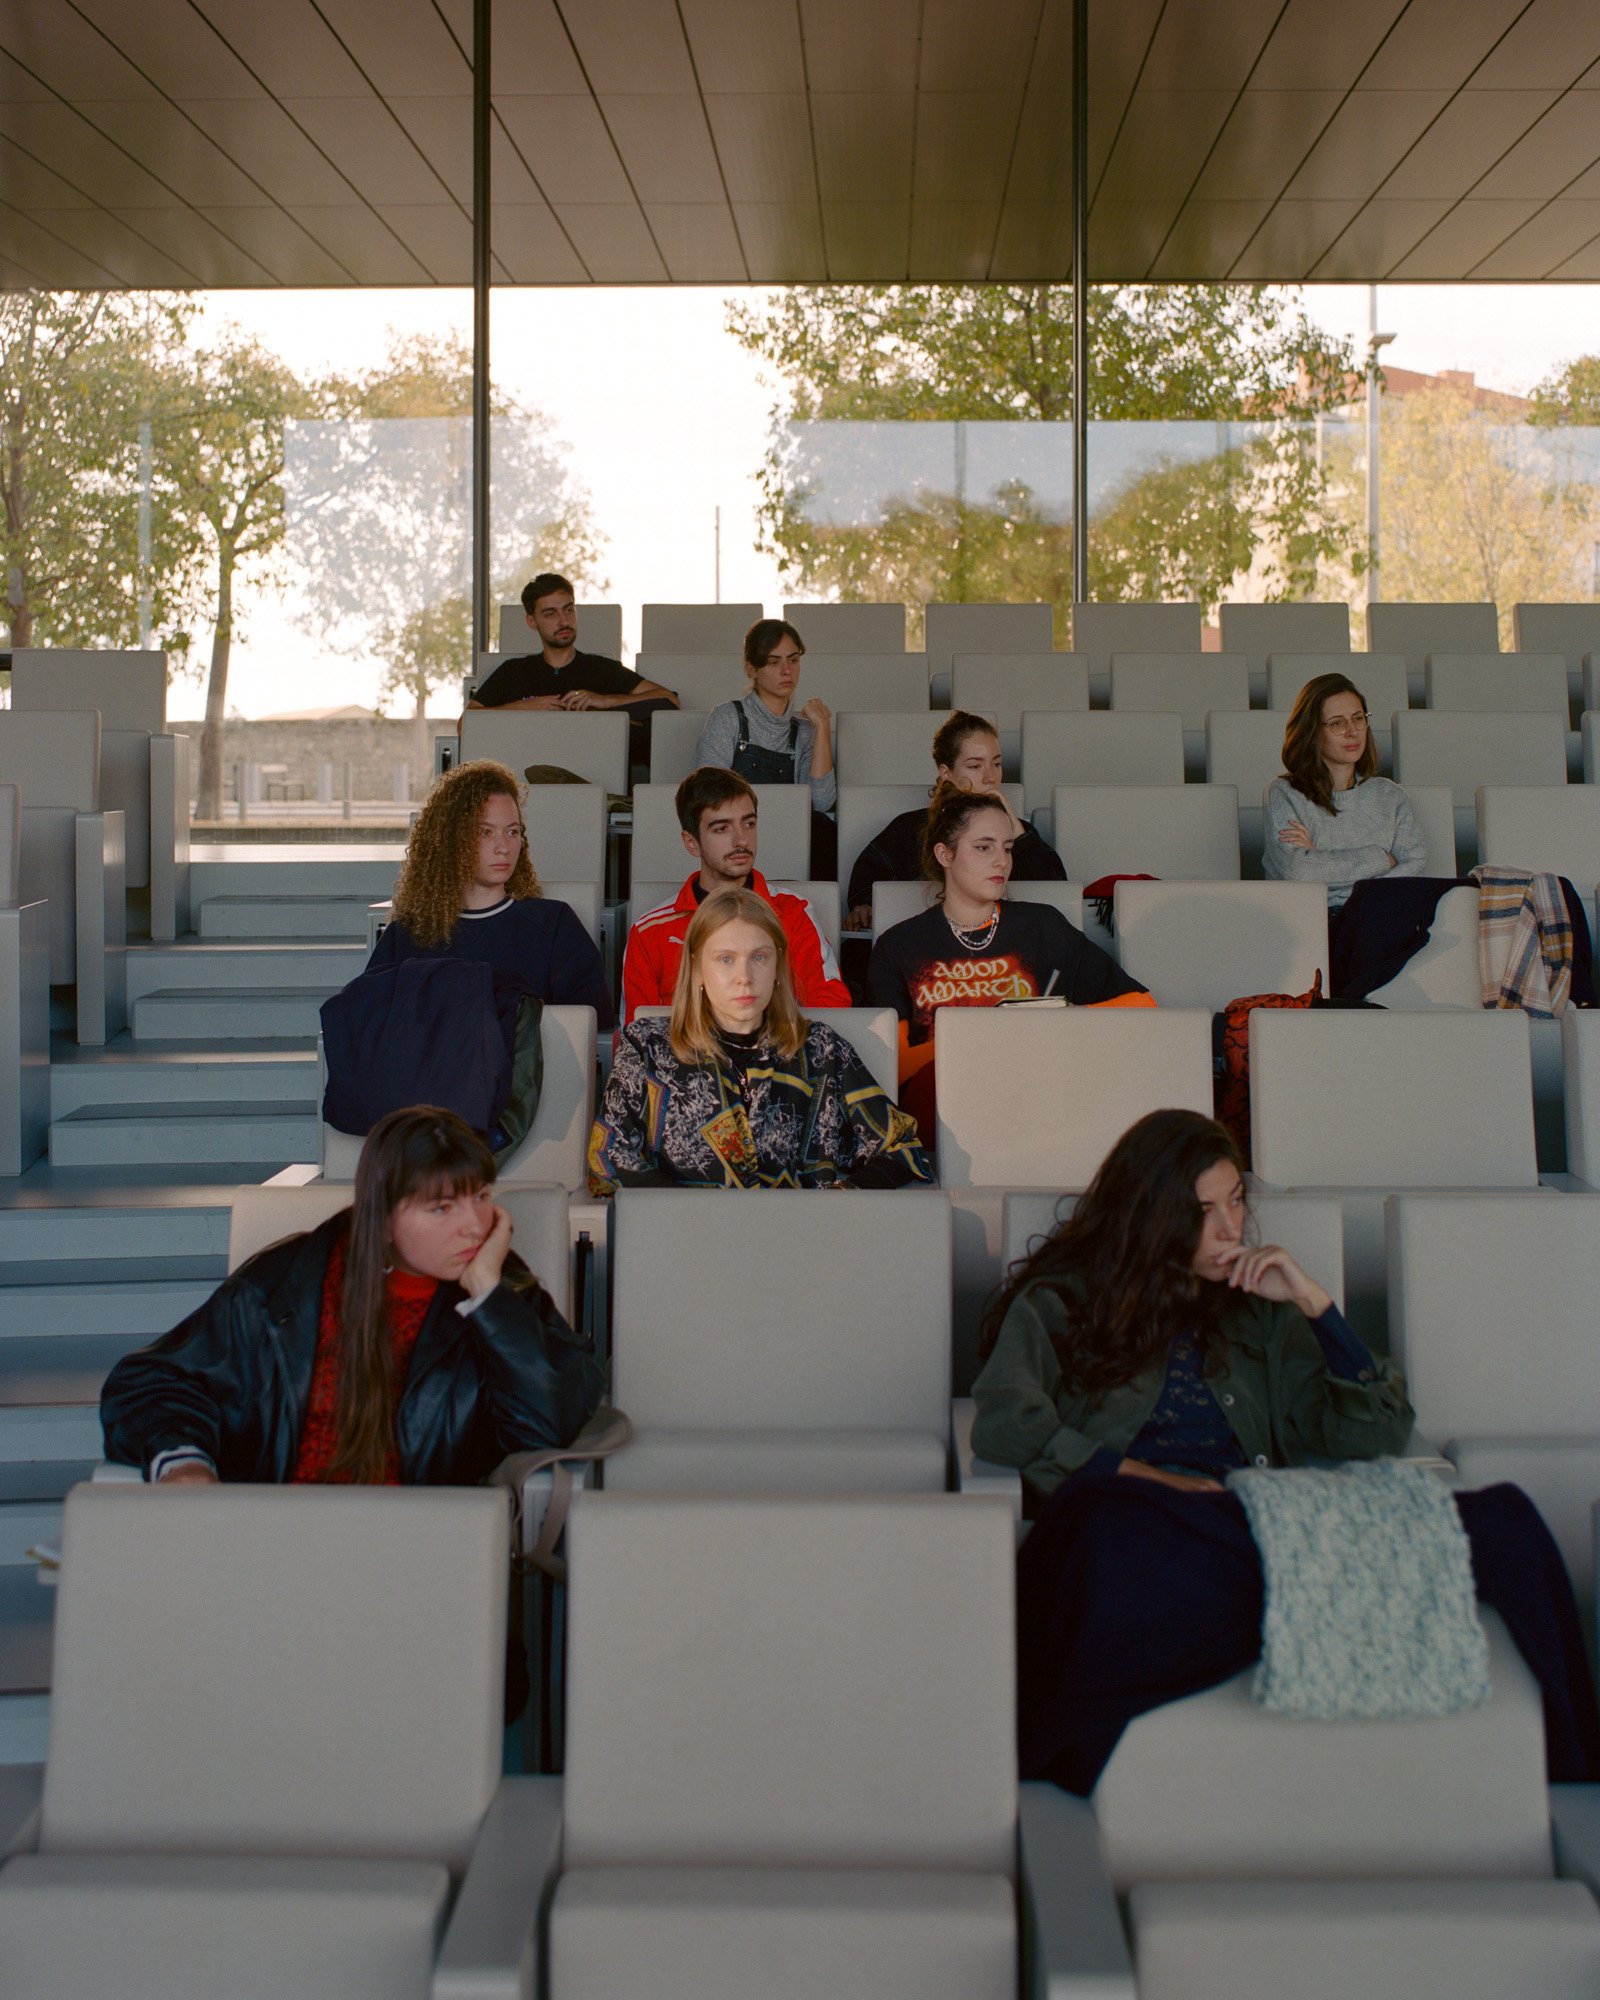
186, 282, 1600, 722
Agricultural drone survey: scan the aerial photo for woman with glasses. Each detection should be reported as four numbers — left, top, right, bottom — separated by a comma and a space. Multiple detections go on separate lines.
1262, 672, 1426, 905
366, 758, 613, 1025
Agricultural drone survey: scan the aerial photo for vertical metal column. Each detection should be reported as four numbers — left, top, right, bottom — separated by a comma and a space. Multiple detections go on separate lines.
471, 0, 492, 657
1071, 0, 1089, 609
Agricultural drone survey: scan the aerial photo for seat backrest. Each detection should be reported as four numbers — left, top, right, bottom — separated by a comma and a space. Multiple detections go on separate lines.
538, 880, 601, 947
1268, 652, 1410, 731
610, 1187, 951, 1431
487, 1183, 571, 1308
0, 784, 20, 905
837, 710, 968, 786
42, 1484, 507, 1867
1071, 602, 1202, 679
1001, 1189, 1347, 1311
1022, 712, 1184, 810
1218, 602, 1351, 674
1206, 711, 1288, 799
836, 782, 1024, 898
563, 1491, 1016, 1871
1114, 880, 1328, 1012
1052, 784, 1240, 882
1406, 784, 1458, 876
649, 707, 709, 785
641, 602, 763, 653
1110, 653, 1250, 732
495, 601, 622, 660
952, 654, 1090, 769
1388, 1190, 1600, 1436
633, 656, 737, 711
11, 649, 167, 735
635, 1003, 897, 1097
1425, 654, 1569, 718
523, 783, 606, 882
1250, 1009, 1538, 1189
1514, 602, 1600, 697
925, 603, 1053, 702
1391, 710, 1566, 806
770, 879, 841, 955
874, 878, 1084, 940
630, 780, 810, 883
1561, 1008, 1600, 1185
0, 711, 100, 810
783, 602, 907, 651
936, 1007, 1214, 1188
1368, 603, 1500, 682
459, 710, 629, 793
793, 655, 931, 714
1477, 785, 1600, 882
228, 1183, 353, 1270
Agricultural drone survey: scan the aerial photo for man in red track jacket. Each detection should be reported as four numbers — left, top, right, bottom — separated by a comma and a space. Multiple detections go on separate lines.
621, 767, 850, 1024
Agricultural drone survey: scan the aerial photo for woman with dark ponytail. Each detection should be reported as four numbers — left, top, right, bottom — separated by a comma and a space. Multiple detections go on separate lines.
101, 1106, 603, 1485
866, 782, 1150, 1127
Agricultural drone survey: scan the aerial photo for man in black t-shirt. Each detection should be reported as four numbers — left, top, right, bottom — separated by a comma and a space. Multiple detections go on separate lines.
466, 573, 679, 729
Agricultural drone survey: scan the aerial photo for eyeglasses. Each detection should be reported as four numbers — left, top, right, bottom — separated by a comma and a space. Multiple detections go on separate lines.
1321, 712, 1369, 732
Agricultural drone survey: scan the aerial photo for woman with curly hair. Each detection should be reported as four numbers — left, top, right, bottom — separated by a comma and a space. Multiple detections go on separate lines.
367, 759, 612, 1025
973, 1108, 1597, 1794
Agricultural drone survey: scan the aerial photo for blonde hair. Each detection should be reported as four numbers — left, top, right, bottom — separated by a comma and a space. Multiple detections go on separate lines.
390, 760, 541, 948
668, 887, 807, 1065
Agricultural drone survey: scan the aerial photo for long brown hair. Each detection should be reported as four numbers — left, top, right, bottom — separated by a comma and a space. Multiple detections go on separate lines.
668, 886, 807, 1064
977, 1109, 1249, 1389
1280, 672, 1378, 814
329, 1106, 497, 1484
390, 760, 541, 948
920, 780, 1014, 895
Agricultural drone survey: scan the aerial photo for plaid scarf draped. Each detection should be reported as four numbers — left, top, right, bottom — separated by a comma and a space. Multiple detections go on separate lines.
1470, 864, 1576, 1019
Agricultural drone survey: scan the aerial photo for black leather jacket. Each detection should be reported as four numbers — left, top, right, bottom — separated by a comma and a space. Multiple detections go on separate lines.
100, 1213, 605, 1483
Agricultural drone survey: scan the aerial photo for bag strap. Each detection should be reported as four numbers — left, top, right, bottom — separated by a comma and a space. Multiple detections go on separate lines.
489, 1404, 633, 1583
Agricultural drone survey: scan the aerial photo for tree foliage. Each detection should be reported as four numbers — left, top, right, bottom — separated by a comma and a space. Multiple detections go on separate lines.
728, 284, 1361, 630
1528, 355, 1600, 428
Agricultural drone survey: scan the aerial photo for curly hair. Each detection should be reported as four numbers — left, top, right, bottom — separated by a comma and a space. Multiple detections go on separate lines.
389, 760, 541, 949
976, 1109, 1251, 1390
1280, 672, 1378, 814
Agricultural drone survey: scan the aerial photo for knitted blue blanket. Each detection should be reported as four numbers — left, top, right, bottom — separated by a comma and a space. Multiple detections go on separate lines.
1227, 1458, 1490, 1720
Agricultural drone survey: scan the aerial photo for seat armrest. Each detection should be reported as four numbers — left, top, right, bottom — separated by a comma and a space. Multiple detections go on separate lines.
517, 1461, 589, 1557
953, 1397, 1023, 1518
92, 1460, 144, 1484
434, 1774, 562, 2000
1396, 1428, 1454, 1475
1551, 1784, 1600, 1898
0, 1764, 44, 1861
1018, 1781, 1135, 2000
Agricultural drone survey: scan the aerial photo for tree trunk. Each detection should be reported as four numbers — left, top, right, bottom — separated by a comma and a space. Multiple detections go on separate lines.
197, 543, 234, 822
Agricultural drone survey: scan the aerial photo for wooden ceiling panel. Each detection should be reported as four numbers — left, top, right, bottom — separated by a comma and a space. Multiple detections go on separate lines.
1386, 197, 1548, 277
372, 203, 472, 281
642, 200, 747, 279
603, 95, 726, 204
908, 199, 1002, 279
178, 98, 359, 206
561, 0, 698, 94
0, 134, 98, 209
1228, 198, 1360, 277
193, 204, 356, 284
186, 0, 372, 98
820, 199, 911, 278
680, 0, 806, 94
811, 94, 914, 203
551, 201, 669, 280
703, 94, 816, 205
0, 0, 159, 101
1309, 198, 1453, 277
0, 50, 58, 100
1466, 0, 1600, 89
1281, 91, 1451, 200
1549, 230, 1600, 277
84, 98, 274, 207
1190, 92, 1346, 202
1096, 93, 1236, 204
311, 0, 470, 98
1378, 89, 1560, 199
1146, 197, 1274, 278
287, 203, 432, 281
1089, 198, 1184, 280
1359, 0, 1533, 91
107, 202, 277, 283
1247, 0, 1408, 92
69, 0, 260, 100
387, 96, 482, 207
988, 197, 1073, 277
1471, 92, 1600, 200
2, 102, 181, 207
1027, 0, 1073, 93
495, 96, 634, 205
1134, 0, 1284, 92
286, 98, 457, 208
486, 0, 589, 96
732, 199, 827, 279
1086, 0, 1165, 110
486, 201, 589, 282
1471, 197, 1600, 277
1, 202, 148, 283
1006, 91, 1073, 202
915, 96, 1025, 204
917, 0, 1041, 94
800, 0, 921, 93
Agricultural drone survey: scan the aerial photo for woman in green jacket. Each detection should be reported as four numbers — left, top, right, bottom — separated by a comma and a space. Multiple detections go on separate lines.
973, 1108, 1597, 1792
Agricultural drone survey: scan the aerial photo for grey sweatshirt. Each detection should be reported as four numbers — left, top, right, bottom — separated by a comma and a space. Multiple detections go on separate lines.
1262, 775, 1428, 909
695, 691, 836, 813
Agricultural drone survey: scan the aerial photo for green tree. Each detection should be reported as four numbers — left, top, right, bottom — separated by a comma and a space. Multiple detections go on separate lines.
0, 290, 199, 651
291, 332, 606, 718
1528, 355, 1600, 427
727, 284, 1359, 632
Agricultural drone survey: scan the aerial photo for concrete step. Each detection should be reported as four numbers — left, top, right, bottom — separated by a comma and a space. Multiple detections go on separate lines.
198, 895, 381, 941
49, 1101, 318, 1170
132, 988, 336, 1040
126, 939, 364, 1002
0, 1279, 212, 1340
50, 1038, 316, 1117
0, 1204, 229, 1285
0, 1334, 162, 1407
189, 847, 402, 904
0, 1407, 102, 1501
0, 1692, 48, 1761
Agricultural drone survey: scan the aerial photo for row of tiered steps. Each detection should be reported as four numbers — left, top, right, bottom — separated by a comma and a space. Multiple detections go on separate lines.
4, 844, 405, 1760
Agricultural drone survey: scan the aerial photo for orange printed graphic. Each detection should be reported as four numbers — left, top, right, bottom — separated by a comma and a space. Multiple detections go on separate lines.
912, 954, 1037, 1018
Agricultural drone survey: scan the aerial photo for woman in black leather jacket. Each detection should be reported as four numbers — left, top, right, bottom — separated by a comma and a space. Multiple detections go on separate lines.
100, 1106, 603, 1485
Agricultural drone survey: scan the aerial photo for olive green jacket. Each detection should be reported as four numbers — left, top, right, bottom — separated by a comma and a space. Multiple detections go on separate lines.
970, 1279, 1415, 1500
